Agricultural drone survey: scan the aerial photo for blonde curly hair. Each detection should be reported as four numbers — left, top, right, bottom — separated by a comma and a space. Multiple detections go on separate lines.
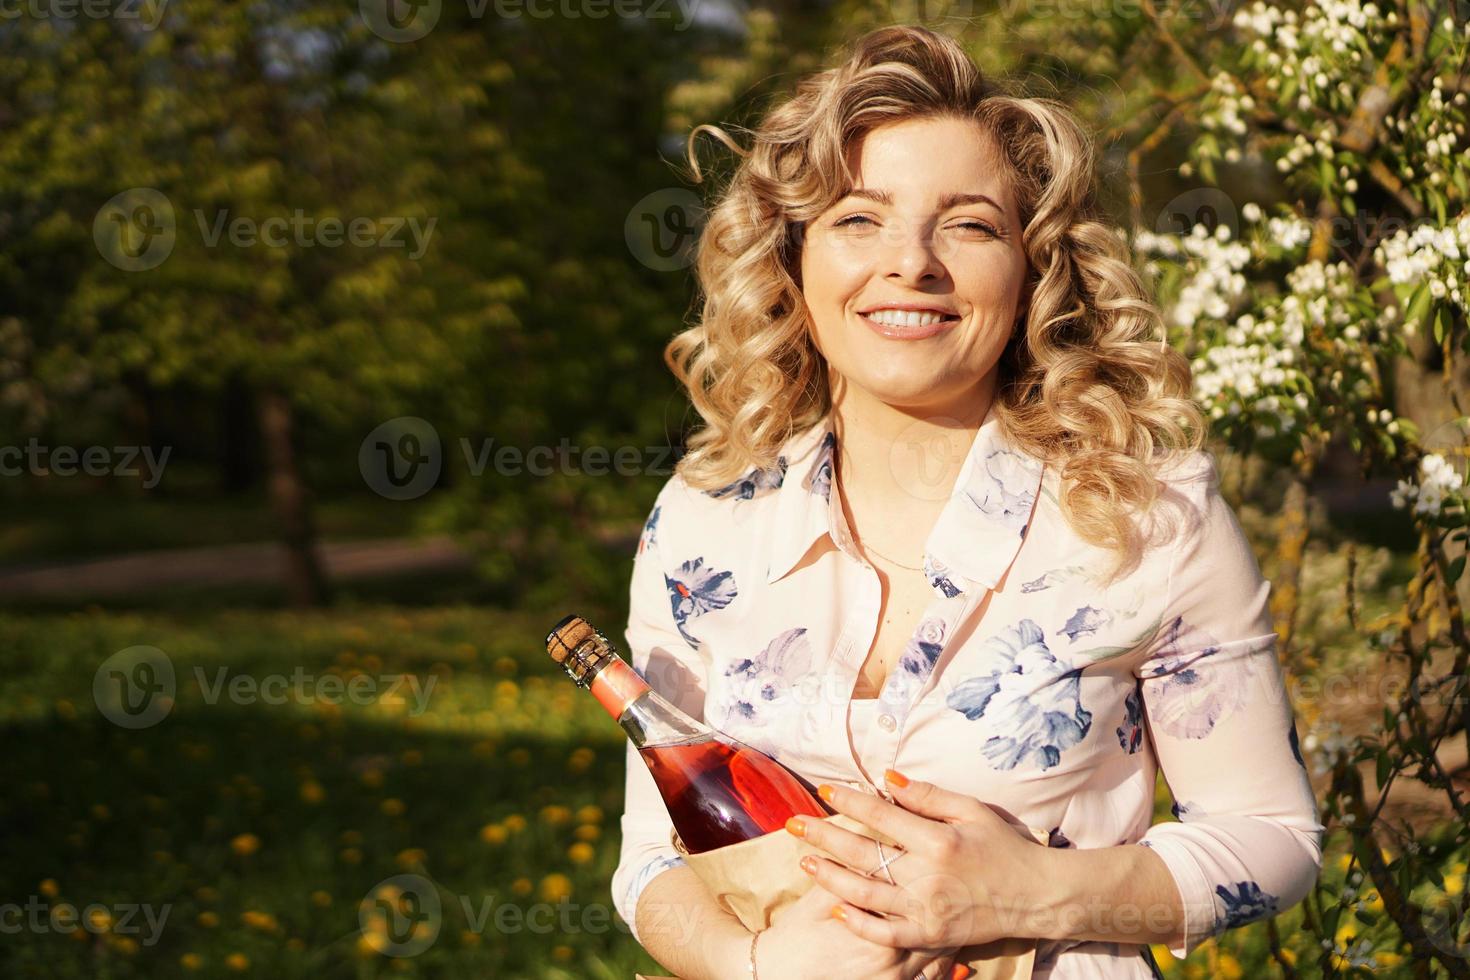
665, 24, 1207, 583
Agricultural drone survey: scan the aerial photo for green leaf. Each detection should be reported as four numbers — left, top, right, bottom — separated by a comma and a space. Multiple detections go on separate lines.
1376, 746, 1391, 787
1448, 555, 1466, 585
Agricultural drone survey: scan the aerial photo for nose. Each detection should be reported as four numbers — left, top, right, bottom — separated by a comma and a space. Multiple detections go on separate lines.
880, 214, 947, 283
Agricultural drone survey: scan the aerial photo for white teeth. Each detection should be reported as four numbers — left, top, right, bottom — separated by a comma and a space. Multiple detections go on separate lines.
863, 309, 954, 327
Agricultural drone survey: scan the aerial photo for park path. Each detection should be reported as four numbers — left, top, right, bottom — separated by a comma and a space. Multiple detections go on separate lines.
0, 536, 473, 599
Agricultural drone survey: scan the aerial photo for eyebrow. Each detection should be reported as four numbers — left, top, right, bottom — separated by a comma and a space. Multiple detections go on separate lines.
844, 187, 1005, 213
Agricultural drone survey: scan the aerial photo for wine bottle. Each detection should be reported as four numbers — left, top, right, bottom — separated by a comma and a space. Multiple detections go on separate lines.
544, 614, 830, 854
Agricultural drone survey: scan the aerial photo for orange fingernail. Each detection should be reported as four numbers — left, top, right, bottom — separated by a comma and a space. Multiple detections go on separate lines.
951, 965, 973, 980
799, 855, 817, 874
817, 783, 835, 802
884, 768, 910, 787
785, 816, 807, 837
830, 904, 847, 922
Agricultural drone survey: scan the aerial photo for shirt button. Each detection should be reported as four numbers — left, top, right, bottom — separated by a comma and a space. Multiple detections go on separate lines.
877, 713, 896, 732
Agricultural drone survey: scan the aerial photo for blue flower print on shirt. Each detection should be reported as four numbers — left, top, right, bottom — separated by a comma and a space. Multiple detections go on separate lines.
1020, 566, 1086, 593
877, 616, 948, 714
802, 431, 835, 502
1061, 605, 1111, 643
962, 448, 1038, 537
945, 619, 1093, 771
1139, 617, 1248, 740
923, 555, 963, 598
705, 457, 787, 501
712, 626, 814, 728
1117, 681, 1144, 754
1214, 881, 1279, 932
666, 559, 738, 648
1288, 719, 1305, 768
1170, 798, 1203, 821
637, 503, 661, 556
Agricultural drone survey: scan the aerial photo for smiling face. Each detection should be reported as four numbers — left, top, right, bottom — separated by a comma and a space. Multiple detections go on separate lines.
799, 114, 1031, 416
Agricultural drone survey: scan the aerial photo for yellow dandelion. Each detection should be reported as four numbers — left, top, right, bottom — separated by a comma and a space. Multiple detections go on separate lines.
196, 886, 219, 903
460, 930, 482, 946
229, 834, 261, 857
311, 890, 332, 908
508, 748, 531, 766
573, 824, 601, 842
180, 953, 203, 970
401, 749, 423, 766
300, 781, 325, 804
241, 910, 279, 933
1374, 951, 1404, 967
86, 908, 112, 930
540, 805, 572, 826
1216, 952, 1242, 979
503, 814, 527, 833
575, 804, 603, 824
108, 935, 139, 955
552, 944, 574, 961
511, 877, 532, 896
360, 770, 385, 789
381, 798, 406, 817
340, 847, 363, 865
568, 842, 596, 864
225, 952, 249, 971
540, 873, 573, 902
480, 824, 508, 845
396, 848, 427, 868
1446, 870, 1465, 896
197, 911, 220, 928
38, 879, 59, 898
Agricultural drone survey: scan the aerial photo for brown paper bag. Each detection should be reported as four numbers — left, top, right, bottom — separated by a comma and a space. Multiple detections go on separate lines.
671, 812, 1041, 979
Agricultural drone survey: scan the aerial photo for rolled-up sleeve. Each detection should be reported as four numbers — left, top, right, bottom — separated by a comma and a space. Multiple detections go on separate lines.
609, 482, 712, 945
1133, 453, 1324, 958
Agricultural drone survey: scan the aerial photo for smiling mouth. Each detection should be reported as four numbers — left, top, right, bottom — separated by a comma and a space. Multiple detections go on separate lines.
857, 311, 962, 339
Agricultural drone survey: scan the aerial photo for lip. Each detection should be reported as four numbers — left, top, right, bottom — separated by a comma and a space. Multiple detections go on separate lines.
858, 311, 961, 340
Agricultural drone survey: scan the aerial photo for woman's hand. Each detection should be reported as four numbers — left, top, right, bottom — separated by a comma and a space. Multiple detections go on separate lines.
753, 876, 969, 980
787, 769, 1054, 951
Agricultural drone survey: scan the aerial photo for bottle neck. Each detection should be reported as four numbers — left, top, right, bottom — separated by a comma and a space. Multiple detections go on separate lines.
555, 628, 709, 747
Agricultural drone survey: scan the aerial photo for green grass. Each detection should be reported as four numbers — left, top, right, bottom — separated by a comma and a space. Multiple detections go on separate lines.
0, 492, 422, 565
0, 603, 669, 979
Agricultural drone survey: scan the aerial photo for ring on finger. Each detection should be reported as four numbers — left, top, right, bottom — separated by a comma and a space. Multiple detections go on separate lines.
871, 839, 906, 885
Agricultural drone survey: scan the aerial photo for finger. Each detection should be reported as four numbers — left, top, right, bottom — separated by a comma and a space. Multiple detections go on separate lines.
829, 900, 926, 948
800, 853, 906, 915
814, 782, 942, 854
911, 950, 975, 980
882, 769, 990, 824
787, 812, 896, 872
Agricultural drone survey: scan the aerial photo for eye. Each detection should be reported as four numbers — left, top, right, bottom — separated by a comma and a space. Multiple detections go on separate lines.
834, 215, 876, 228
956, 220, 1001, 236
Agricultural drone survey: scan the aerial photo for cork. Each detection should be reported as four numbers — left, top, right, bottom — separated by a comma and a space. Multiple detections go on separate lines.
545, 614, 595, 664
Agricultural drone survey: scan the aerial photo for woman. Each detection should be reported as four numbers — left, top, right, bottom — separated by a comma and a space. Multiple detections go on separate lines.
613, 24, 1323, 980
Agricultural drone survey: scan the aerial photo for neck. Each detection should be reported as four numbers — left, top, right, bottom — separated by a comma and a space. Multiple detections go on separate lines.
828, 374, 997, 518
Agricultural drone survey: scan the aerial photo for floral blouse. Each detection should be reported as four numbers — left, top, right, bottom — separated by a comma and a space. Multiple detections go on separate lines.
611, 409, 1324, 978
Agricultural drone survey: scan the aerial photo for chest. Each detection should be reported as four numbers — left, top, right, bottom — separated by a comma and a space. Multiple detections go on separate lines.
852, 568, 989, 698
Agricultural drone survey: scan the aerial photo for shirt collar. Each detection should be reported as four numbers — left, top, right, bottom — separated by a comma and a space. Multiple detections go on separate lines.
764, 408, 1045, 597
